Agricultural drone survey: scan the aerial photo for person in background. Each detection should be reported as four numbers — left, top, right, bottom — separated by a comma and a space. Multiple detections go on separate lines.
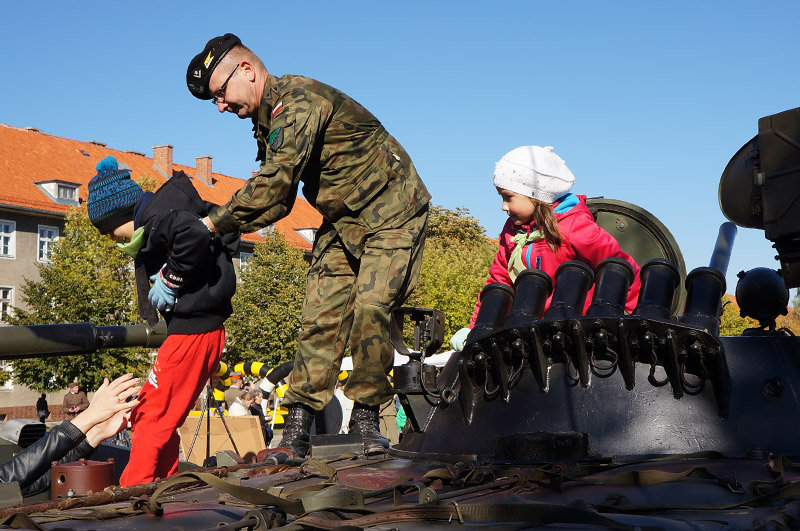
62, 382, 89, 420
249, 392, 273, 446
378, 397, 400, 445
451, 146, 641, 351
227, 391, 251, 416
261, 393, 277, 447
396, 397, 407, 442
36, 393, 49, 424
224, 374, 244, 410
1, 374, 140, 495
333, 374, 353, 434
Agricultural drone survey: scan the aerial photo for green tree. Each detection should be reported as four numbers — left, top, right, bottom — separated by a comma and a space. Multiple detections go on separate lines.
426, 205, 488, 242
134, 172, 161, 192
8, 209, 153, 392
407, 205, 496, 352
718, 295, 758, 336
778, 289, 800, 334
718, 291, 800, 336
224, 231, 308, 366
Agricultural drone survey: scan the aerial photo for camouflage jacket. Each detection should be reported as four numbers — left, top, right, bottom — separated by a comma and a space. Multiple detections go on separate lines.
209, 74, 430, 258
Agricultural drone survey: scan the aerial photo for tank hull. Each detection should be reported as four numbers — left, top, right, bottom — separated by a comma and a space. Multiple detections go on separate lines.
398, 335, 800, 459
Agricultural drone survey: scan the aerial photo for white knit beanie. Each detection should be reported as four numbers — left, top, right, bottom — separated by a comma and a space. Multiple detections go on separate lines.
493, 146, 575, 203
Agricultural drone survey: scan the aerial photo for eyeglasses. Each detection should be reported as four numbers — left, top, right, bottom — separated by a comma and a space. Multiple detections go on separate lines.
211, 64, 239, 105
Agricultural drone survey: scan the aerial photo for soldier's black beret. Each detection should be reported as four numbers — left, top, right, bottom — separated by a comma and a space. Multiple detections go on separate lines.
186, 33, 242, 100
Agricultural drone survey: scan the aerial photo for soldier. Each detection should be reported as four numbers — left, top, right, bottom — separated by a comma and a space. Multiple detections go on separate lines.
186, 33, 430, 457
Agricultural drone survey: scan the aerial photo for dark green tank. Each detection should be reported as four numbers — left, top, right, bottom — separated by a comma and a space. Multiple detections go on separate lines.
2, 108, 800, 529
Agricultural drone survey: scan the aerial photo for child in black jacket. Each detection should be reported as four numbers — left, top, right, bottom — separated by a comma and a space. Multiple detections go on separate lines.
87, 156, 239, 486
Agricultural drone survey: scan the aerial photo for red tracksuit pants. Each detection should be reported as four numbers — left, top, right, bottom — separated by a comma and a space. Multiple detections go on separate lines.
119, 326, 224, 487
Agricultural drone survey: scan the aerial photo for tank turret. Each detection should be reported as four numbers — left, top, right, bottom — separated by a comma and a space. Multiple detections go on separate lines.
393, 108, 800, 462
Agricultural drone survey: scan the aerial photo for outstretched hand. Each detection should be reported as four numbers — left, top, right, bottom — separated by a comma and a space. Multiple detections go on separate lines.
71, 374, 141, 436
85, 410, 132, 447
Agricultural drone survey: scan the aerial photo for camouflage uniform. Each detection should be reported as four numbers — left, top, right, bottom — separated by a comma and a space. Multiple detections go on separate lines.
210, 74, 430, 410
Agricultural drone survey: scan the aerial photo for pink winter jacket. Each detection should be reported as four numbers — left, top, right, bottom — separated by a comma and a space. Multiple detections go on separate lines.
469, 195, 641, 326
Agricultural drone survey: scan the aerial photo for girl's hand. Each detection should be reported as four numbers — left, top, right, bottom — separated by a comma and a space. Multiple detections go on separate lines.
85, 410, 131, 447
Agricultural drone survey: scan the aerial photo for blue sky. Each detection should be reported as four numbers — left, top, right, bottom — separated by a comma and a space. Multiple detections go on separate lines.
3, 1, 798, 296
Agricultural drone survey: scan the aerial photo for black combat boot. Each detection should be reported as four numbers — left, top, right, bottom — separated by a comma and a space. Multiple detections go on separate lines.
275, 403, 314, 458
349, 402, 389, 456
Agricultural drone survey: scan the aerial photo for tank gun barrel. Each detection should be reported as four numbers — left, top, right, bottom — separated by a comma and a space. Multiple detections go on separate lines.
0, 322, 167, 360
709, 222, 737, 276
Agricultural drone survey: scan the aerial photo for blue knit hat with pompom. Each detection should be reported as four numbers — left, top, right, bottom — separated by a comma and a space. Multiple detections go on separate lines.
87, 156, 144, 234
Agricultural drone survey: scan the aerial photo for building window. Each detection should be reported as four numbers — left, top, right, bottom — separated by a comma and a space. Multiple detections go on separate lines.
0, 220, 15, 258
256, 225, 274, 238
0, 286, 11, 323
35, 180, 80, 205
38, 225, 59, 262
57, 184, 77, 201
0, 360, 11, 391
239, 252, 254, 269
295, 228, 317, 245
1, 286, 15, 391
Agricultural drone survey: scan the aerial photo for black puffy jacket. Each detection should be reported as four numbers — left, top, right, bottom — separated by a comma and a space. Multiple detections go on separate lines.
0, 421, 95, 496
134, 172, 240, 335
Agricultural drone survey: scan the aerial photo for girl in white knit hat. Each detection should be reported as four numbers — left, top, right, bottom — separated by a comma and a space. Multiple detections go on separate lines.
451, 145, 641, 351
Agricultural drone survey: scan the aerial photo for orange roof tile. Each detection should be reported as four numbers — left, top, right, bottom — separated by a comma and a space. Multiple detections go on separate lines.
0, 123, 321, 250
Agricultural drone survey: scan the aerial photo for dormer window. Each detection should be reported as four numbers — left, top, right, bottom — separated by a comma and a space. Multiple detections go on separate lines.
35, 180, 80, 205
57, 184, 77, 201
295, 228, 317, 245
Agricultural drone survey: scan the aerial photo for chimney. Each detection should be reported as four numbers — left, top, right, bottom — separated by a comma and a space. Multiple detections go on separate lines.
196, 156, 212, 186
251, 170, 259, 178
153, 145, 173, 177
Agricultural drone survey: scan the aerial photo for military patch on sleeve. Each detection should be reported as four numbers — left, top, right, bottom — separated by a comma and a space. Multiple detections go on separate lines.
268, 127, 284, 151
271, 100, 283, 118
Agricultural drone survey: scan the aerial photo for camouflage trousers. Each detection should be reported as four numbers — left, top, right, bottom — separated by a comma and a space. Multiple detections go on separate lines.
286, 205, 429, 410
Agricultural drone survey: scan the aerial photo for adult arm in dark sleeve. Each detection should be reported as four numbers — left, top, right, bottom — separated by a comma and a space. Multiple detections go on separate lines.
0, 421, 85, 491
2, 374, 139, 494
21, 439, 96, 496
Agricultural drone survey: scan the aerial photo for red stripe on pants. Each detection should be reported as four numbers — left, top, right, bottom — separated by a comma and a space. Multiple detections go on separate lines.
119, 326, 224, 487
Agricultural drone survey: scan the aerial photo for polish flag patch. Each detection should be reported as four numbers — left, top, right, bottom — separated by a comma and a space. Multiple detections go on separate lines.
272, 101, 284, 117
